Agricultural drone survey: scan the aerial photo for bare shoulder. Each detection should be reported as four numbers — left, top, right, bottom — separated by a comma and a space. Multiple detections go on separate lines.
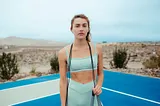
96, 43, 103, 54
58, 45, 70, 59
96, 43, 102, 49
58, 47, 65, 56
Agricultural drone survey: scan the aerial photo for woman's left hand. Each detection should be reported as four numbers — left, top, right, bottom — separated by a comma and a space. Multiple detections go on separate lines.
92, 84, 102, 95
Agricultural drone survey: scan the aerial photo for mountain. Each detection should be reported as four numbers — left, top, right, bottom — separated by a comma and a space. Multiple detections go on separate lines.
0, 36, 68, 46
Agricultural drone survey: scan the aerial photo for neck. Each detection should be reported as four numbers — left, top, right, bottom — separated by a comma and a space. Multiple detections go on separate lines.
73, 39, 89, 48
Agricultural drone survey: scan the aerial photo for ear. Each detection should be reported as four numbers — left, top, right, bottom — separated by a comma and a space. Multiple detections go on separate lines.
70, 28, 73, 34
70, 27, 72, 31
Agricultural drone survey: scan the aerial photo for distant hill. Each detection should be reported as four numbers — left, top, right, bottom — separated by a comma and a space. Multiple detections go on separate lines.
0, 36, 68, 46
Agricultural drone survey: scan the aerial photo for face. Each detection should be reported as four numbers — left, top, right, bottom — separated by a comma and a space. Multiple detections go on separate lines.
71, 18, 89, 40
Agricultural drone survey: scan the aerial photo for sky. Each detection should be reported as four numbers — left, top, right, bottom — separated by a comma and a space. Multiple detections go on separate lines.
0, 0, 160, 43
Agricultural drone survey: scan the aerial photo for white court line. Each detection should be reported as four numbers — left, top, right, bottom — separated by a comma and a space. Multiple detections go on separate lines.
102, 87, 160, 105
2, 76, 159, 105
8, 87, 160, 105
0, 79, 60, 91
9, 92, 60, 106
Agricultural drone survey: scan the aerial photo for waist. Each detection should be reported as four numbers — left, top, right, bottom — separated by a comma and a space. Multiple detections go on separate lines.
70, 70, 97, 84
70, 68, 97, 73
68, 79, 96, 94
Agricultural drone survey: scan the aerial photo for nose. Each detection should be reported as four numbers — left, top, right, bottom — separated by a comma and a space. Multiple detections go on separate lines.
79, 26, 84, 32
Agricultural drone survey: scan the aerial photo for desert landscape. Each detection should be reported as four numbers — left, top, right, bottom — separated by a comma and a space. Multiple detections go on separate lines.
0, 36, 160, 83
102, 42, 160, 78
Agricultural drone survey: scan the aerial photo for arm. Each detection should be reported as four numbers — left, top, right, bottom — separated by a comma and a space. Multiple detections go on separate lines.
93, 44, 104, 95
97, 44, 104, 87
58, 49, 68, 106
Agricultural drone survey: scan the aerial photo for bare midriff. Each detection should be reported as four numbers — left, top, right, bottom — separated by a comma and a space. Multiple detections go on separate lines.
71, 70, 97, 84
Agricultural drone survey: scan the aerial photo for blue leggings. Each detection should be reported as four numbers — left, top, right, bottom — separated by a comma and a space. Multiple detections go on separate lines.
67, 79, 98, 106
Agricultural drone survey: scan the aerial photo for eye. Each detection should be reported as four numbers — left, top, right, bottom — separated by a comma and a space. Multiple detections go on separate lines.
75, 24, 80, 27
83, 24, 87, 27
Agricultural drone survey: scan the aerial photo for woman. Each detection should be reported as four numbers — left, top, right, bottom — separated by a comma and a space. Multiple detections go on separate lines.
58, 14, 104, 106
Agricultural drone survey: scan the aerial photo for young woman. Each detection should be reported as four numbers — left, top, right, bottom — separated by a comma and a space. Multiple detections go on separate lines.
58, 14, 104, 106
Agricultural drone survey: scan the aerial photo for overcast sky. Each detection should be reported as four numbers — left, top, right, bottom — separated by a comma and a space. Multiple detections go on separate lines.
0, 0, 160, 43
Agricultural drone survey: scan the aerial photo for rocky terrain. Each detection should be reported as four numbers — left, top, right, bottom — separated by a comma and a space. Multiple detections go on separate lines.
0, 37, 160, 83
102, 42, 160, 78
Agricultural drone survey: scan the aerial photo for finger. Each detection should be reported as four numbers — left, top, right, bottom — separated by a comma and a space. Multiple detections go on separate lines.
95, 89, 100, 95
92, 88, 96, 94
98, 90, 102, 95
96, 89, 102, 95
96, 85, 101, 90
95, 87, 102, 95
94, 89, 99, 95
95, 85, 101, 93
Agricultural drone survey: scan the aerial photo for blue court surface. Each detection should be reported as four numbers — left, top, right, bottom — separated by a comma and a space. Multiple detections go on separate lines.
0, 70, 160, 106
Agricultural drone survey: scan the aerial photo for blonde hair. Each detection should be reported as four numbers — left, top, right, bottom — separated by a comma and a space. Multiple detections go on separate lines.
70, 14, 91, 42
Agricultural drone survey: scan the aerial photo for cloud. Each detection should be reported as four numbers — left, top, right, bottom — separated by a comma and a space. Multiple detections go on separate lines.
0, 0, 160, 42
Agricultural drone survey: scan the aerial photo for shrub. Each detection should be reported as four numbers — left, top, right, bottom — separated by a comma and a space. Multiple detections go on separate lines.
143, 55, 160, 69
50, 53, 59, 73
141, 43, 146, 48
0, 52, 19, 80
30, 66, 36, 75
35, 71, 42, 77
110, 46, 130, 68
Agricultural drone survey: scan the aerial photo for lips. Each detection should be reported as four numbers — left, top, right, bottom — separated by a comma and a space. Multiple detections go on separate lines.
78, 33, 84, 35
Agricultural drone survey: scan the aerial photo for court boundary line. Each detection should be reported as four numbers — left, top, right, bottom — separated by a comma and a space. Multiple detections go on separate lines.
102, 87, 160, 105
9, 92, 60, 106
106, 70, 160, 80
2, 70, 160, 105
8, 87, 160, 105
0, 79, 60, 92
0, 75, 60, 91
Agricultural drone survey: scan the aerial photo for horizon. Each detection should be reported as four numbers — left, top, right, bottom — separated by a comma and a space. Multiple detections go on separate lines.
0, 0, 160, 43
1, 36, 160, 44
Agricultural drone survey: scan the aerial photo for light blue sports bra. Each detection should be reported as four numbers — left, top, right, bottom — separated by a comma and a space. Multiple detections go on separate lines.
65, 43, 98, 73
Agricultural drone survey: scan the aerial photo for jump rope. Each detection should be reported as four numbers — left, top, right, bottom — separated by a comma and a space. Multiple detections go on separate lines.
65, 42, 102, 106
